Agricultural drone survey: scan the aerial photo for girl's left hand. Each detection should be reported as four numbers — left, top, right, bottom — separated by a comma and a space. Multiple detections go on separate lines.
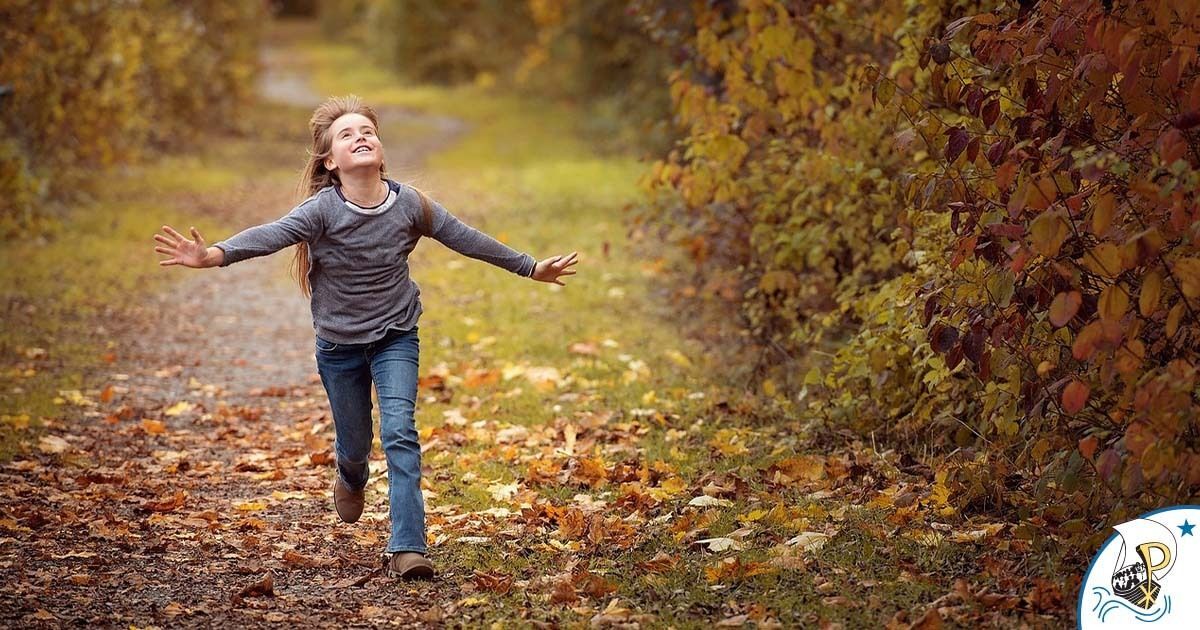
531, 252, 579, 286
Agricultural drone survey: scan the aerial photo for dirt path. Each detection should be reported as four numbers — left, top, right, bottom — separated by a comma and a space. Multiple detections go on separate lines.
0, 38, 473, 629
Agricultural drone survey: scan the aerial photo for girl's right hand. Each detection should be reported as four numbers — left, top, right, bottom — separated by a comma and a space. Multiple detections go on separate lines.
154, 225, 219, 268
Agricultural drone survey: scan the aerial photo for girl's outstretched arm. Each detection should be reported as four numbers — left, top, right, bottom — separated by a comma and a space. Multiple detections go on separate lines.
530, 252, 579, 286
154, 225, 225, 268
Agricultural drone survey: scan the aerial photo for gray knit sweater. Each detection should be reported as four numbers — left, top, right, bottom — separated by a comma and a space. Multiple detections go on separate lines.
212, 179, 536, 344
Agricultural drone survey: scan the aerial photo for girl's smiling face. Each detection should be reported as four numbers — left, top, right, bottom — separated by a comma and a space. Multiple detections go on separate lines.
324, 113, 384, 175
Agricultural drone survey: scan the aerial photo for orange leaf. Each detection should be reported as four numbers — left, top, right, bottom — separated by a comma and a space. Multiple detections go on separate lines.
1092, 192, 1115, 235
1079, 436, 1099, 460
1062, 380, 1090, 415
1071, 322, 1101, 361
1048, 291, 1081, 328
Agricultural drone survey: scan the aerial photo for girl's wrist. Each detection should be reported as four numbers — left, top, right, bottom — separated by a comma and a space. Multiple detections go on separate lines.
204, 246, 225, 268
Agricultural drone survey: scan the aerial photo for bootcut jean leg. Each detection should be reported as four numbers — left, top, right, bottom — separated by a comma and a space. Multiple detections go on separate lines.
315, 337, 374, 490
366, 327, 427, 554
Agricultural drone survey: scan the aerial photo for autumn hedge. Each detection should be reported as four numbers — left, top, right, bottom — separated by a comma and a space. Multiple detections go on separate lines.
634, 0, 1200, 525
0, 1, 265, 238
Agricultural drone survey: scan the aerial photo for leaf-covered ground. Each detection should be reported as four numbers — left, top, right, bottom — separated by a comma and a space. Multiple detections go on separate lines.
0, 20, 1073, 628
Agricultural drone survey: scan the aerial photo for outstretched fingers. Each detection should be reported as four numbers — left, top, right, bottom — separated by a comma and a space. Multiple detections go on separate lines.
553, 252, 579, 269
161, 225, 187, 242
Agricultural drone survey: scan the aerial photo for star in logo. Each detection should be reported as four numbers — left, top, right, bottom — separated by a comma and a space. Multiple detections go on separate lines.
1179, 520, 1195, 537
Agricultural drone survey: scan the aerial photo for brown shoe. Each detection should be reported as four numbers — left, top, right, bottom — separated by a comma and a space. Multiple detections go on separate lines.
383, 551, 434, 580
332, 476, 364, 524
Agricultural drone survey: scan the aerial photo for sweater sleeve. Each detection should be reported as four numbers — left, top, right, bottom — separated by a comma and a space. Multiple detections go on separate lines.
426, 197, 536, 278
212, 197, 323, 267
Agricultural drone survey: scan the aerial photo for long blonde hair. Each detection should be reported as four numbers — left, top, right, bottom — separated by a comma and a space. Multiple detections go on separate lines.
293, 94, 435, 297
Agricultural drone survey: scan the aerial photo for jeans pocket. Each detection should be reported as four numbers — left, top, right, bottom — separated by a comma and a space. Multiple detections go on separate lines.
315, 336, 339, 352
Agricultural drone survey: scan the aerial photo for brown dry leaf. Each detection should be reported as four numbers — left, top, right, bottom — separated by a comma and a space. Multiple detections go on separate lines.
464, 368, 500, 388
911, 606, 943, 630
141, 490, 187, 513
328, 572, 375, 589
231, 571, 274, 605
473, 570, 514, 594
419, 606, 445, 623
590, 598, 643, 625
767, 455, 826, 483
578, 570, 619, 598
550, 577, 579, 605
282, 549, 334, 568
638, 551, 678, 573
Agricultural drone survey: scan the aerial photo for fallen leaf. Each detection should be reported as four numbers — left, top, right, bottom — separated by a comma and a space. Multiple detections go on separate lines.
163, 401, 195, 416
785, 531, 830, 552
37, 435, 71, 454
231, 572, 274, 605
695, 537, 743, 552
688, 495, 733, 508
141, 419, 167, 435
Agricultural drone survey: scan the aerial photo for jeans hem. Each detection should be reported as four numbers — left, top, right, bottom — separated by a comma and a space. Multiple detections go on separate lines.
385, 546, 428, 555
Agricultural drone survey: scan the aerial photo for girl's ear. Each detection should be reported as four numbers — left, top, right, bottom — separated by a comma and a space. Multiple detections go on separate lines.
324, 157, 337, 172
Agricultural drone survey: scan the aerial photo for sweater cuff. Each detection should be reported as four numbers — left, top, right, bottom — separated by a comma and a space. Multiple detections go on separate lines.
212, 243, 233, 267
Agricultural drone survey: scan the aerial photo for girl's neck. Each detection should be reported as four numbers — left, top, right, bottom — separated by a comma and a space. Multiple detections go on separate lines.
338, 171, 387, 206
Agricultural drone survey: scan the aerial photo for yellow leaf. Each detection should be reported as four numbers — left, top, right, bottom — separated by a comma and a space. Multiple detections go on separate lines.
1140, 271, 1162, 316
1082, 243, 1123, 277
235, 500, 268, 512
1167, 302, 1185, 338
1173, 258, 1200, 297
1027, 176, 1058, 211
1098, 284, 1129, 323
664, 349, 692, 368
163, 401, 194, 417
1030, 211, 1070, 257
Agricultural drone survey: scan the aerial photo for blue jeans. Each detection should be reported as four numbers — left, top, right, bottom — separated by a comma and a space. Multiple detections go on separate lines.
314, 326, 426, 554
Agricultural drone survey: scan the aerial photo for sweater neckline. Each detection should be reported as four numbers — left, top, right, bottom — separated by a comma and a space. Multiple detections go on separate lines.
333, 179, 401, 216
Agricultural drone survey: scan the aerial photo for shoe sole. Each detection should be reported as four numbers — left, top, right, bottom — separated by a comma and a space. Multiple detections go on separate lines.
387, 564, 434, 580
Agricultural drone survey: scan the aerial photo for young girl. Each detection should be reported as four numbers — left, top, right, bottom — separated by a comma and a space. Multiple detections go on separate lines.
152, 95, 578, 580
